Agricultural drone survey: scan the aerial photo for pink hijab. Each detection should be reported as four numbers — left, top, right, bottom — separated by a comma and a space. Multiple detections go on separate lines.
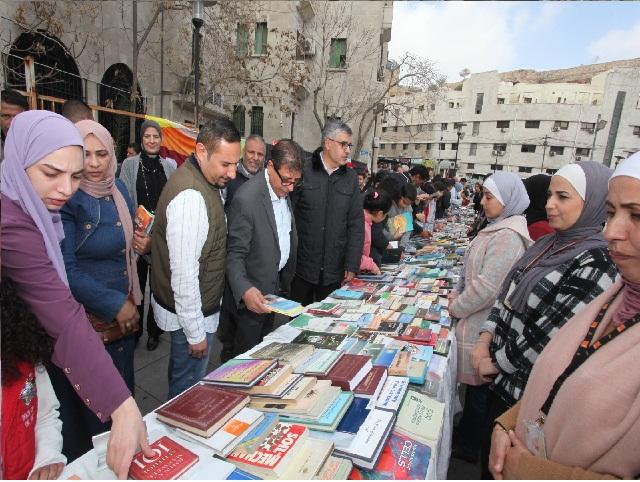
75, 120, 142, 305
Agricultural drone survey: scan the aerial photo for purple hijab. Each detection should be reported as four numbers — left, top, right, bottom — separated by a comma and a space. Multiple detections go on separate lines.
1, 110, 84, 285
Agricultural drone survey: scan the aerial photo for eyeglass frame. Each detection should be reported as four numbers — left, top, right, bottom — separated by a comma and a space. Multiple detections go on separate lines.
326, 137, 354, 150
270, 161, 303, 187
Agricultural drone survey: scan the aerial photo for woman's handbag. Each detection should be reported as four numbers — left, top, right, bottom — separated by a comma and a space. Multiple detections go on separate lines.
86, 294, 138, 344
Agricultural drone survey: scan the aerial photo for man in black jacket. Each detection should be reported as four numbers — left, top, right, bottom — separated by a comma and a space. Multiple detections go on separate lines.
224, 134, 266, 210
290, 120, 364, 305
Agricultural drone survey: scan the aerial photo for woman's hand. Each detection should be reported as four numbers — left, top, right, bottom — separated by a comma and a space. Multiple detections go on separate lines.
29, 462, 65, 480
471, 333, 492, 370
115, 299, 139, 335
502, 430, 529, 479
133, 232, 151, 256
489, 425, 511, 480
478, 357, 499, 383
108, 398, 154, 479
393, 229, 403, 240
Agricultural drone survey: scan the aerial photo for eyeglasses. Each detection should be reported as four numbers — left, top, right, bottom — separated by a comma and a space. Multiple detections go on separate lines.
327, 137, 353, 150
272, 164, 303, 187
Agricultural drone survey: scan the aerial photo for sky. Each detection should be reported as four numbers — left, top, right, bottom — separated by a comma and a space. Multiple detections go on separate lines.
389, 1, 640, 82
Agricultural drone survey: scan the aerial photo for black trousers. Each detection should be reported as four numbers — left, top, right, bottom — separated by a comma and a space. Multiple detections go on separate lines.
289, 274, 341, 306
456, 383, 489, 458
480, 388, 513, 479
218, 281, 274, 362
135, 257, 163, 339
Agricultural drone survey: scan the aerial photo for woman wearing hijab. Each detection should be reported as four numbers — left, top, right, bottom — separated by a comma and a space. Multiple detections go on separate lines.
523, 174, 555, 241
1, 111, 152, 476
119, 120, 176, 351
488, 152, 640, 479
471, 161, 618, 478
449, 173, 533, 464
57, 120, 145, 457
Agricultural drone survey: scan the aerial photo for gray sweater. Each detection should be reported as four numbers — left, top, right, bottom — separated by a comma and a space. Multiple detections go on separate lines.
118, 153, 177, 207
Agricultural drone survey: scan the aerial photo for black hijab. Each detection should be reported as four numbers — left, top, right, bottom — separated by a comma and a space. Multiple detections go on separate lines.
523, 174, 551, 226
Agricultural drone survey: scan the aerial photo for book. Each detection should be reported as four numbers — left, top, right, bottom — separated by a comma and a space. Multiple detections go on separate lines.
134, 204, 154, 235
306, 302, 345, 317
348, 432, 431, 480
248, 373, 304, 399
388, 212, 413, 235
251, 342, 315, 370
330, 288, 366, 300
293, 330, 347, 351
314, 456, 353, 480
227, 423, 308, 479
206, 407, 264, 457
264, 294, 305, 317
202, 358, 278, 388
334, 408, 395, 470
226, 468, 262, 480
394, 391, 445, 446
281, 438, 334, 480
317, 354, 373, 391
128, 436, 198, 480
375, 376, 409, 412
354, 366, 388, 400
249, 376, 316, 406
155, 383, 249, 437
336, 396, 370, 434
373, 348, 398, 368
234, 413, 280, 456
388, 351, 411, 377
234, 364, 293, 396
407, 360, 429, 385
251, 380, 339, 418
281, 391, 353, 432
295, 349, 344, 376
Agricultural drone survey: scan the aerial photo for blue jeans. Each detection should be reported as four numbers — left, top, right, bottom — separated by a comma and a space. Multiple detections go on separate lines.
167, 330, 214, 399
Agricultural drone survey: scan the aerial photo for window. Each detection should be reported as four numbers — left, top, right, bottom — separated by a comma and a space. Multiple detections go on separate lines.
391, 143, 397, 150
453, 122, 464, 130
467, 163, 475, 169
404, 126, 410, 132
472, 121, 480, 136
380, 143, 386, 150
232, 105, 245, 136
553, 121, 569, 130
418, 105, 425, 112
329, 38, 347, 68
494, 164, 504, 171
414, 144, 420, 150
439, 143, 446, 150
580, 122, 595, 131
576, 147, 591, 156
430, 103, 436, 111
393, 126, 398, 132
633, 126, 640, 136
525, 120, 540, 128
402, 144, 409, 150
417, 124, 425, 132
549, 146, 565, 155
250, 106, 264, 136
469, 143, 477, 156
523, 97, 532, 104
382, 127, 387, 132
521, 144, 536, 153
441, 123, 448, 131
493, 143, 507, 152
236, 24, 249, 56
426, 143, 432, 150
451, 143, 458, 150
546, 169, 557, 175
475, 93, 484, 114
496, 120, 510, 129
449, 101, 455, 108
254, 22, 268, 55
519, 166, 533, 173
497, 97, 505, 104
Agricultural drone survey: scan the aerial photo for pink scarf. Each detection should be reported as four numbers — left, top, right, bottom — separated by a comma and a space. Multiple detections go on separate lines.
75, 120, 142, 305
613, 278, 640, 326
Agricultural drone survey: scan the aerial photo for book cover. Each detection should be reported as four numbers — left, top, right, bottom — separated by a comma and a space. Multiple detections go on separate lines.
375, 376, 409, 412
134, 205, 154, 235
314, 456, 353, 480
336, 396, 370, 434
301, 350, 344, 376
334, 409, 395, 469
264, 294, 305, 317
249, 374, 304, 399
348, 432, 431, 480
354, 366, 387, 399
208, 407, 264, 456
388, 212, 413, 235
359, 343, 384, 361
318, 354, 372, 391
128, 436, 198, 480
395, 391, 444, 446
281, 438, 334, 480
251, 342, 314, 369
244, 364, 293, 395
281, 391, 353, 432
234, 412, 280, 455
293, 330, 347, 351
202, 359, 277, 387
330, 289, 365, 300
227, 423, 308, 478
407, 360, 429, 385
226, 468, 263, 480
155, 384, 249, 437
373, 348, 398, 368
388, 351, 411, 377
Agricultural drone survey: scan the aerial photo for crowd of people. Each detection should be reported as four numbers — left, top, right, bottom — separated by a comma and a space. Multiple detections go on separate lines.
1, 87, 639, 479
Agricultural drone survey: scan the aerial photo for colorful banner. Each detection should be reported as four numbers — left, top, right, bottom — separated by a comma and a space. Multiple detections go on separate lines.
145, 114, 197, 166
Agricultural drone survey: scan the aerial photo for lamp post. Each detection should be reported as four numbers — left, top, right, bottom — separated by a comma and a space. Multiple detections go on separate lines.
192, 0, 204, 128
453, 126, 466, 175
541, 135, 549, 173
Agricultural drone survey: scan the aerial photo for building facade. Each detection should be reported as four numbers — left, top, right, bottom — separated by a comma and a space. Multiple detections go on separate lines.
379, 60, 640, 177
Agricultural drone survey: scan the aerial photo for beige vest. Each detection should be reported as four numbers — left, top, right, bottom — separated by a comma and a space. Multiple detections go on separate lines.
151, 158, 226, 315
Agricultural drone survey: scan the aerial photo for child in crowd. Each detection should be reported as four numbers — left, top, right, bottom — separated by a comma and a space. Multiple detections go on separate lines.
1, 278, 66, 480
360, 189, 393, 275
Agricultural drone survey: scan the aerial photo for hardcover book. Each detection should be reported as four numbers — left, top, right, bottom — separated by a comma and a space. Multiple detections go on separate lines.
317, 354, 373, 391
354, 366, 388, 400
336, 396, 370, 434
251, 342, 315, 370
128, 436, 198, 480
395, 391, 445, 446
373, 348, 398, 368
375, 376, 409, 412
155, 384, 249, 437
293, 330, 347, 351
281, 391, 353, 432
348, 432, 431, 480
295, 349, 344, 376
202, 359, 278, 387
242, 364, 294, 396
388, 351, 411, 377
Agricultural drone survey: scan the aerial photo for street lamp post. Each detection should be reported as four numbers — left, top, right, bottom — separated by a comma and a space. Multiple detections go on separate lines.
192, 0, 204, 128
453, 128, 465, 175
541, 135, 549, 173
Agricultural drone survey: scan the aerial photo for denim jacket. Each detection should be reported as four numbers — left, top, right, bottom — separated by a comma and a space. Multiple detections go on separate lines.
61, 180, 135, 321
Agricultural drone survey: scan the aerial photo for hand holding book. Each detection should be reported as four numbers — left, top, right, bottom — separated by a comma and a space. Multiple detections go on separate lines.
243, 287, 271, 314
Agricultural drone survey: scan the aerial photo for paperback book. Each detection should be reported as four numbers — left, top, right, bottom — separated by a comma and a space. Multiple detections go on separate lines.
202, 359, 278, 388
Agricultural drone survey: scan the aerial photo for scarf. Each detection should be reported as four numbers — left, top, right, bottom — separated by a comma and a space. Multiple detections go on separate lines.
482, 172, 530, 224
523, 173, 551, 226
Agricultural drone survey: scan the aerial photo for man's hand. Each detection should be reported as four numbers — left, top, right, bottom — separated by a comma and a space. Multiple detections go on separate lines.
133, 232, 151, 256
115, 299, 140, 335
478, 357, 499, 383
489, 425, 511, 480
343, 271, 356, 284
188, 338, 208, 359
107, 398, 154, 480
242, 287, 271, 314
29, 462, 65, 480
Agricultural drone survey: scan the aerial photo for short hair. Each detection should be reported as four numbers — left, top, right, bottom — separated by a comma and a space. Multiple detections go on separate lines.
409, 165, 428, 180
373, 170, 390, 187
197, 115, 241, 154
270, 139, 304, 172
433, 180, 447, 192
400, 182, 417, 202
321, 119, 352, 146
61, 99, 93, 123
460, 177, 467, 183
245, 134, 266, 148
1, 89, 29, 110
128, 142, 139, 151
364, 189, 392, 214
378, 174, 403, 202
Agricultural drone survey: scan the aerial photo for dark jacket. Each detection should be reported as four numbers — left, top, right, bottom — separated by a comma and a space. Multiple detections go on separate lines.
436, 189, 451, 219
226, 173, 298, 306
60, 180, 135, 321
291, 147, 364, 285
224, 160, 260, 212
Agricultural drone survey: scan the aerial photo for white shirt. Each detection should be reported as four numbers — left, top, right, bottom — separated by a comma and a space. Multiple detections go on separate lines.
152, 189, 219, 344
450, 186, 462, 207
319, 151, 339, 175
265, 169, 292, 270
